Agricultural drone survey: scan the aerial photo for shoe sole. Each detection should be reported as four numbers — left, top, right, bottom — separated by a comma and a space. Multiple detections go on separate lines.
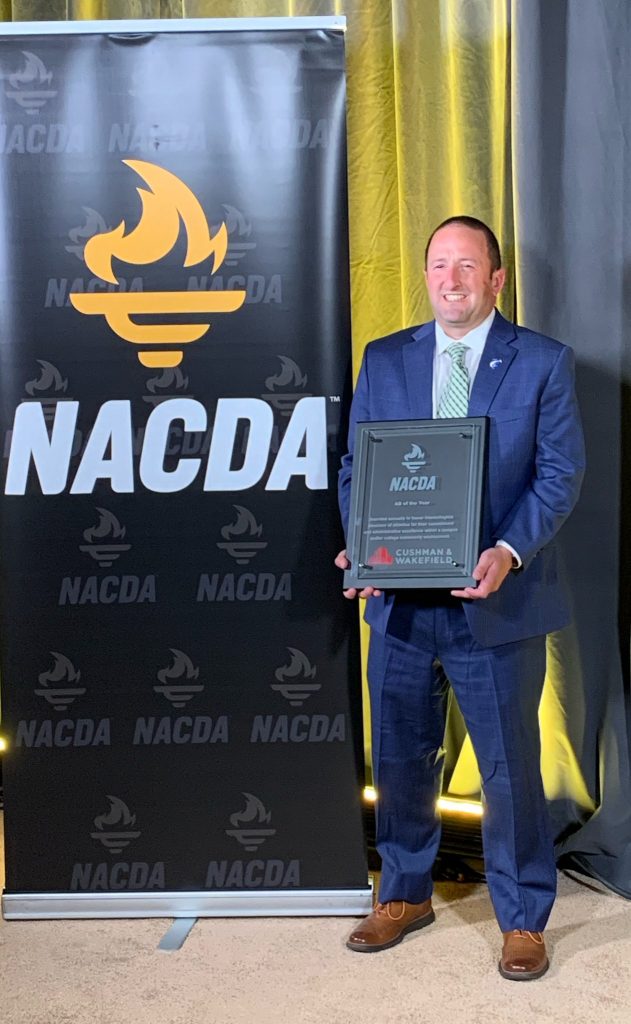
346, 909, 436, 953
498, 957, 549, 981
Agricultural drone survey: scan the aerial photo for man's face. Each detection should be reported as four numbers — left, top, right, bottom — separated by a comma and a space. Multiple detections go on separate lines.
424, 224, 505, 337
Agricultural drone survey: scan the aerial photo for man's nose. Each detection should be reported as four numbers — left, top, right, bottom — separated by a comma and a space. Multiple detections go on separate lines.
443, 266, 461, 289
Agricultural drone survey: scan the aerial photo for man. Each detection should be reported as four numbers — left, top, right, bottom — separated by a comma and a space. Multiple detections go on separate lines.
336, 216, 585, 980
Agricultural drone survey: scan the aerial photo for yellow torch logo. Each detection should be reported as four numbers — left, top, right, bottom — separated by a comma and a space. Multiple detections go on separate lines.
69, 160, 246, 368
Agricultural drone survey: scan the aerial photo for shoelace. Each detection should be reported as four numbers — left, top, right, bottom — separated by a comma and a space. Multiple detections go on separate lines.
509, 930, 544, 944
374, 902, 406, 921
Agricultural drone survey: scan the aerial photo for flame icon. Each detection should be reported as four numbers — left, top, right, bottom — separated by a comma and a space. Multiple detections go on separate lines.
2, 51, 56, 114
211, 205, 256, 267
217, 505, 267, 565
79, 508, 131, 567
265, 356, 307, 391
22, 360, 72, 424
25, 360, 68, 396
34, 652, 86, 711
226, 793, 276, 851
66, 208, 111, 260
271, 647, 320, 707
142, 366, 191, 406
90, 796, 141, 855
69, 160, 246, 368
154, 649, 203, 709
262, 356, 312, 417
402, 443, 428, 472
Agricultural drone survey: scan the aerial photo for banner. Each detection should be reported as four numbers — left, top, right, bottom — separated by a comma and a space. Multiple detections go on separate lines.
0, 18, 370, 918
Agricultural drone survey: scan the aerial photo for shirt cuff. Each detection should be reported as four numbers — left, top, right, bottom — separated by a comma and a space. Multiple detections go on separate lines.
496, 539, 522, 569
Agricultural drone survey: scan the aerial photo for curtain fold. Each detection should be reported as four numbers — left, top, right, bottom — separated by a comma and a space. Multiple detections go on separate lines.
511, 0, 631, 894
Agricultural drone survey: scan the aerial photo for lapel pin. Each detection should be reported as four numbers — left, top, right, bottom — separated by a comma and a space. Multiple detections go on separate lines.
489, 358, 503, 369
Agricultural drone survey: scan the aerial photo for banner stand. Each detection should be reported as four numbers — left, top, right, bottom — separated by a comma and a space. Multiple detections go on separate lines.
0, 17, 370, 920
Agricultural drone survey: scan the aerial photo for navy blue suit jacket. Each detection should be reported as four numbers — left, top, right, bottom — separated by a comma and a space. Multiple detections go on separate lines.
338, 311, 586, 647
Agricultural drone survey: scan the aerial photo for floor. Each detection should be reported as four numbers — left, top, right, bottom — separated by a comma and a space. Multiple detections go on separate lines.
2, 812, 631, 1024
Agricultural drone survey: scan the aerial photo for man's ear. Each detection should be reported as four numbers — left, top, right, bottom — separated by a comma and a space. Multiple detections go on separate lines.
492, 267, 506, 296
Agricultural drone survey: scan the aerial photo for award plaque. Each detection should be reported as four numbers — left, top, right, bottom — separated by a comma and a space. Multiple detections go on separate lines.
344, 418, 488, 589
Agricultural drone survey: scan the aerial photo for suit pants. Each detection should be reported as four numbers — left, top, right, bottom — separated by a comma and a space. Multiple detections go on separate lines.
368, 596, 556, 932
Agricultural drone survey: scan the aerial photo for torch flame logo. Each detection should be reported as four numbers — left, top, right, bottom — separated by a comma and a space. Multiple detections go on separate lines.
229, 793, 272, 828
275, 647, 316, 682
221, 506, 263, 541
8, 51, 52, 88
146, 367, 189, 394
24, 360, 68, 396
157, 649, 199, 684
94, 796, 136, 831
83, 508, 126, 544
69, 160, 246, 369
265, 356, 307, 391
402, 443, 428, 471
38, 652, 81, 686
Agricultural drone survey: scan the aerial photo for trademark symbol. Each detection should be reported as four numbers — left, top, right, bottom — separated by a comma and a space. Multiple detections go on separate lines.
329, 395, 340, 403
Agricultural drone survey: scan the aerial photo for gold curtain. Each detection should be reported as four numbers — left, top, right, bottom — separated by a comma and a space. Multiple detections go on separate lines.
2, 0, 590, 807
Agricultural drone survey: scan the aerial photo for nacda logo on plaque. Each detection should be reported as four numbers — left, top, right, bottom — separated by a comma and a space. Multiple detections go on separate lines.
402, 443, 429, 472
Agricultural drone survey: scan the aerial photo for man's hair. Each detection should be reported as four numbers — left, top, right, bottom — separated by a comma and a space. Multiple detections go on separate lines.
424, 216, 502, 273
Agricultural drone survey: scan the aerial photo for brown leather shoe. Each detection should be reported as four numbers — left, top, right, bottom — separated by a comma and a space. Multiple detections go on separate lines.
346, 899, 435, 953
499, 930, 549, 980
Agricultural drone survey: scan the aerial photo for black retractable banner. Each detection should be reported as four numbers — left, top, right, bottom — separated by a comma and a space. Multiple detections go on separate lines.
0, 19, 370, 918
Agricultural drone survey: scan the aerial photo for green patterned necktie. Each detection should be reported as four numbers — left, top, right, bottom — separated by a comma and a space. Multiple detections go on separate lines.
437, 342, 469, 418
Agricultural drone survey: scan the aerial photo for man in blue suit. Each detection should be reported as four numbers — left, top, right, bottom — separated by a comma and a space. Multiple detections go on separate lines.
336, 216, 585, 980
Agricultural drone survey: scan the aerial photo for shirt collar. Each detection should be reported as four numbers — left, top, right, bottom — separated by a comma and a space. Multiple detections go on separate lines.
435, 308, 496, 356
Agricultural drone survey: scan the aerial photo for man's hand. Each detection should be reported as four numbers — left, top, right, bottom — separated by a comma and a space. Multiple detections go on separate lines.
335, 549, 383, 600
451, 546, 513, 600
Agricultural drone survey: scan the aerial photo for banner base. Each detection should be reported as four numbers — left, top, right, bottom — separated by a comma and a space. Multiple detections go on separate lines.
2, 886, 373, 920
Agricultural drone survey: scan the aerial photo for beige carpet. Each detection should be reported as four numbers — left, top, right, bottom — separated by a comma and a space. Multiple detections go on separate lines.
1, 811, 631, 1024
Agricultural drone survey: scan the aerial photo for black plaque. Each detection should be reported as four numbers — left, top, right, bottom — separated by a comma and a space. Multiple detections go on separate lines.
344, 418, 488, 589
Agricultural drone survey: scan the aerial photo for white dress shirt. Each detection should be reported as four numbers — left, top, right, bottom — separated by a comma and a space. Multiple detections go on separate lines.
432, 309, 496, 415
433, 309, 521, 567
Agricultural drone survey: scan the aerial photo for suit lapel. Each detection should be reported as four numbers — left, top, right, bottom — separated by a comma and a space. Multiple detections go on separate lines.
468, 311, 517, 416
402, 323, 434, 419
